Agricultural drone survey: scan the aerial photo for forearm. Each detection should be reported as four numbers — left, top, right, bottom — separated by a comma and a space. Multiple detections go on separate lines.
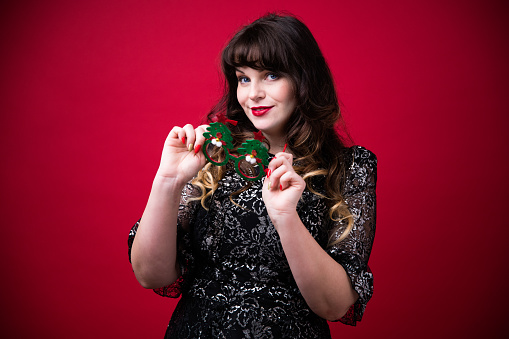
275, 213, 358, 321
131, 175, 185, 289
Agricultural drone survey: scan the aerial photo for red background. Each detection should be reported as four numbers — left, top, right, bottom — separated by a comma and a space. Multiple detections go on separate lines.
1, 0, 508, 338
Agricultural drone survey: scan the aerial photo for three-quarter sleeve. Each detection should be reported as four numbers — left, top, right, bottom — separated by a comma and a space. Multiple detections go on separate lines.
327, 146, 377, 325
127, 182, 202, 298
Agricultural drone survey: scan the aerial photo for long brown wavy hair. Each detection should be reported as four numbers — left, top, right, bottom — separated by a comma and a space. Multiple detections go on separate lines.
192, 13, 354, 246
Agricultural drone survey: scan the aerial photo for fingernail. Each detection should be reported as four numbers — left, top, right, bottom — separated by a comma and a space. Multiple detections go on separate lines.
188, 143, 193, 152
181, 137, 186, 144
279, 184, 283, 190
267, 169, 271, 178
194, 144, 202, 154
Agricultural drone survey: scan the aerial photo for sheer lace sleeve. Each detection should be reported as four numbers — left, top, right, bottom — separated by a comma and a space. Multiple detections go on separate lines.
127, 182, 202, 298
327, 146, 377, 325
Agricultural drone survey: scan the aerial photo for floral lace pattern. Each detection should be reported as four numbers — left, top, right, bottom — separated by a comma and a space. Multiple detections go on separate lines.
128, 146, 377, 338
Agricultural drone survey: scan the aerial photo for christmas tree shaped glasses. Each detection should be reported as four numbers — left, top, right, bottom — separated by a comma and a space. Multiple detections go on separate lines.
202, 122, 269, 181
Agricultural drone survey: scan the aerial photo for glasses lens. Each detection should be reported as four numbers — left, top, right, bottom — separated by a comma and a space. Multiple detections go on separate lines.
237, 156, 262, 181
205, 142, 228, 165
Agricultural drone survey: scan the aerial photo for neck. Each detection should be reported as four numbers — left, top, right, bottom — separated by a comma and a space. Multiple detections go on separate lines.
264, 133, 286, 154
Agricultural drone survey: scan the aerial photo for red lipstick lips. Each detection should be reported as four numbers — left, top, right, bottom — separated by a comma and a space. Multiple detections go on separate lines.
251, 106, 272, 116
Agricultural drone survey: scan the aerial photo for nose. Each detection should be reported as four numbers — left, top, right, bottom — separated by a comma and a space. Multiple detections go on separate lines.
248, 80, 265, 101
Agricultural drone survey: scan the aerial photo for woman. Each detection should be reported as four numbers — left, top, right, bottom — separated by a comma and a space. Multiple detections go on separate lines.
128, 13, 376, 338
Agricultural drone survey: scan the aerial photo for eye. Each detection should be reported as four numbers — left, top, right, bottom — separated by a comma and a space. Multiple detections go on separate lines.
266, 73, 279, 81
237, 76, 250, 84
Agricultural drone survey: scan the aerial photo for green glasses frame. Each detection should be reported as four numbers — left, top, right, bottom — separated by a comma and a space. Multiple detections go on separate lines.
202, 122, 269, 181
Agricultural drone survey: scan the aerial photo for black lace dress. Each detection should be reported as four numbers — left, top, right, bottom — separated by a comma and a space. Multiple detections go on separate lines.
128, 146, 377, 338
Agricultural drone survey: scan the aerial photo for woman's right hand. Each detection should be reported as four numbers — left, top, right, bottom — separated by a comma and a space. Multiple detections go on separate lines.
133, 123, 208, 289
155, 124, 209, 185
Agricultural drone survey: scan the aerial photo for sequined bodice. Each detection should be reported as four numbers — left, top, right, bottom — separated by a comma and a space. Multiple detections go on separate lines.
128, 146, 377, 338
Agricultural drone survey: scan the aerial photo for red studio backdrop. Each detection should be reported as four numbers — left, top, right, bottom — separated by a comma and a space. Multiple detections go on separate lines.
1, 0, 508, 338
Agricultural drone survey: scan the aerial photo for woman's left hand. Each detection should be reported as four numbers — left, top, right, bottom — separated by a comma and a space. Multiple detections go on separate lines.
262, 152, 305, 230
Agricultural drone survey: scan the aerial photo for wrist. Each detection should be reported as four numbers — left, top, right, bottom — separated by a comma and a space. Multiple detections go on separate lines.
269, 210, 301, 233
152, 174, 187, 192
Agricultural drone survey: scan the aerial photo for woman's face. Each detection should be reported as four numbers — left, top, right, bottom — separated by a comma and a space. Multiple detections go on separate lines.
235, 67, 296, 141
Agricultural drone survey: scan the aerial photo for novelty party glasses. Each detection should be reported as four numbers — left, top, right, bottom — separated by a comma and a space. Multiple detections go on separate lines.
202, 122, 269, 181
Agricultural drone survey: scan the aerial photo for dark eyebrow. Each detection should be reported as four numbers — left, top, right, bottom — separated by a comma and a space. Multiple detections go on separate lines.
235, 68, 245, 74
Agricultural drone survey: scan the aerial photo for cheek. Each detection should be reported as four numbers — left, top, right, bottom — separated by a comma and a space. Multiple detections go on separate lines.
236, 87, 246, 106
274, 82, 294, 105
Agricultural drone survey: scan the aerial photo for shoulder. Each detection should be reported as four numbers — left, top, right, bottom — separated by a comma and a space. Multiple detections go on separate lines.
343, 146, 377, 193
348, 146, 377, 168
345, 146, 377, 175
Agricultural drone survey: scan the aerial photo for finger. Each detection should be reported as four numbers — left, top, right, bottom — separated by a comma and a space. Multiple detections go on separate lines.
175, 126, 187, 146
278, 171, 297, 191
272, 152, 293, 166
266, 163, 289, 191
168, 126, 185, 146
266, 169, 298, 192
266, 177, 274, 191
266, 156, 288, 180
270, 164, 288, 180
193, 124, 209, 154
274, 152, 293, 163
182, 124, 196, 151
268, 154, 293, 173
